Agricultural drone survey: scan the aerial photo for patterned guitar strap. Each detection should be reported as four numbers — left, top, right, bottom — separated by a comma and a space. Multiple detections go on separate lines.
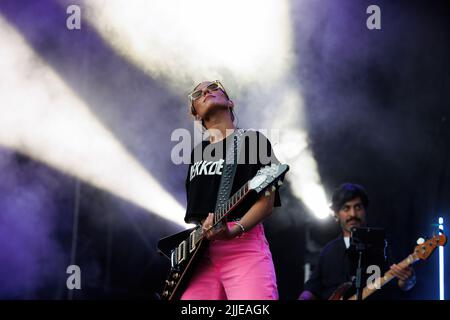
212, 128, 245, 229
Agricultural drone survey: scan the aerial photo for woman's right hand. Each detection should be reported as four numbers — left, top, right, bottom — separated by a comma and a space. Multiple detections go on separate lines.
202, 213, 234, 240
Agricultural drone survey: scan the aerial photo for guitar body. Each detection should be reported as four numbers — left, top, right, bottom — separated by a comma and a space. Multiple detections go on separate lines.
157, 164, 290, 300
328, 281, 353, 300
157, 229, 208, 300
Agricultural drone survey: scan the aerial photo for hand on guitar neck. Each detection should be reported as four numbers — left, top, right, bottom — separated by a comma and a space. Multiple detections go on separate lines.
389, 264, 415, 291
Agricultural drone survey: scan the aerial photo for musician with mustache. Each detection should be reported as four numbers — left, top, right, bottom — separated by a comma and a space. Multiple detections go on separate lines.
298, 183, 416, 300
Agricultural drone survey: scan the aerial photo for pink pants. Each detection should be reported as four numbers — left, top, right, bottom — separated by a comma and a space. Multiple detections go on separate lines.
180, 222, 278, 300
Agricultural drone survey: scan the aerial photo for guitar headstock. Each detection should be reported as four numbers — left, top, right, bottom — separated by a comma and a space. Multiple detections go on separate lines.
248, 163, 289, 195
414, 234, 447, 260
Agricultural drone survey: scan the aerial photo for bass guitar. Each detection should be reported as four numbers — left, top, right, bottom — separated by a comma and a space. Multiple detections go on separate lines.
329, 233, 447, 300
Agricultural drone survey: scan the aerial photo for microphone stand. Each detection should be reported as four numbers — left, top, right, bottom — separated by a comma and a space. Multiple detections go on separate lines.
351, 227, 366, 301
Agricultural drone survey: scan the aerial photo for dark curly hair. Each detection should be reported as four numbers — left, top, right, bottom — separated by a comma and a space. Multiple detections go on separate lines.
330, 183, 369, 213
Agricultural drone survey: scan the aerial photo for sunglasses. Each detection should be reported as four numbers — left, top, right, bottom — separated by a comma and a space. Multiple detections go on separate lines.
188, 80, 228, 103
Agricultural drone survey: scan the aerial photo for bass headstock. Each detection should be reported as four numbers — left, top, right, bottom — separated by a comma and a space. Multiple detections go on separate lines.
414, 234, 447, 260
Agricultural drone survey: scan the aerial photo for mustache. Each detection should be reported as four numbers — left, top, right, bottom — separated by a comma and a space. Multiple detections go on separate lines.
346, 217, 361, 224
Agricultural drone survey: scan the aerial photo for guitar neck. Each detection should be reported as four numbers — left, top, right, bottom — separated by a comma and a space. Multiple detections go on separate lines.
214, 183, 250, 225
348, 253, 418, 300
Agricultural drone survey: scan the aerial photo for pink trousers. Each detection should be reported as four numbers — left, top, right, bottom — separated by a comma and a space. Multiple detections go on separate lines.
180, 222, 278, 300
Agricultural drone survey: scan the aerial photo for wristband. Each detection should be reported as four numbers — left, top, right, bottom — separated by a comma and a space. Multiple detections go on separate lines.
233, 221, 245, 234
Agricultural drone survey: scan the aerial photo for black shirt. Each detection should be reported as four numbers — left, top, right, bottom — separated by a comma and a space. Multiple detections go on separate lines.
304, 237, 396, 300
184, 130, 281, 224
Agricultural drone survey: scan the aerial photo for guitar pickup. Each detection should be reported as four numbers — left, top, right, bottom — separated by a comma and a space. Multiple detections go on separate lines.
178, 240, 187, 264
170, 248, 177, 268
189, 230, 196, 253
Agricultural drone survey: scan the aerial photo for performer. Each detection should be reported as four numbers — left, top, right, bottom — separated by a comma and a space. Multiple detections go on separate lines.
181, 80, 282, 300
298, 183, 416, 300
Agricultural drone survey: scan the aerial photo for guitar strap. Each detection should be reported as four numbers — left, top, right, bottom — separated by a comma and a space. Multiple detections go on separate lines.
213, 128, 245, 227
